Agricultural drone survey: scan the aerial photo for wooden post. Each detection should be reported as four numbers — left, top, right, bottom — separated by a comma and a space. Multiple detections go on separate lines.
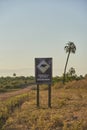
37, 84, 39, 107
48, 84, 51, 108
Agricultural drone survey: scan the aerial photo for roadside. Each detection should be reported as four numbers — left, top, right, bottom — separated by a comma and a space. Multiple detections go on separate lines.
0, 85, 36, 101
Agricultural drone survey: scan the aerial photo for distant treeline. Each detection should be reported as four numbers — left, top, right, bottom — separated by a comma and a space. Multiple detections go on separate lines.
52, 74, 86, 84
0, 74, 86, 92
0, 76, 35, 92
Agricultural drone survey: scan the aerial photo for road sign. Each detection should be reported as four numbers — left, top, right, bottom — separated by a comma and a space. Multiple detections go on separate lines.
35, 58, 52, 84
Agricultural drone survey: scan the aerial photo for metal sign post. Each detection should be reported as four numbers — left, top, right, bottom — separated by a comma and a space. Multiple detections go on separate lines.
48, 84, 51, 108
37, 84, 39, 107
35, 58, 52, 108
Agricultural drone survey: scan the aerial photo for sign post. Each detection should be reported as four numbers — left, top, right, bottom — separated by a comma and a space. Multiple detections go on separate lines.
48, 84, 51, 108
37, 84, 39, 107
35, 58, 52, 108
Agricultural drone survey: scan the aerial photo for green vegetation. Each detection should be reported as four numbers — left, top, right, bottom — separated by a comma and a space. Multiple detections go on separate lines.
0, 74, 85, 93
0, 78, 87, 130
0, 76, 35, 93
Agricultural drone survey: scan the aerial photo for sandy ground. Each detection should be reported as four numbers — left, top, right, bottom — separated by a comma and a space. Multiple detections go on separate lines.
0, 85, 36, 101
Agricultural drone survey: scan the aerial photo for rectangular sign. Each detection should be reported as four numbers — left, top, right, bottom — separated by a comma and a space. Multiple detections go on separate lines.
35, 58, 52, 84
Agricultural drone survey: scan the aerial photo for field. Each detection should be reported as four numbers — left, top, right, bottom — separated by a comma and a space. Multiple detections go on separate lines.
0, 78, 87, 130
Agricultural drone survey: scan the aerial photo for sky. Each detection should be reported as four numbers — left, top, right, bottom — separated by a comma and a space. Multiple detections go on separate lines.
0, 0, 87, 77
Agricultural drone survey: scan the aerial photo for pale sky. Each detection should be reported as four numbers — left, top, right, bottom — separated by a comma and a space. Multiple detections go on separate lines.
0, 0, 87, 76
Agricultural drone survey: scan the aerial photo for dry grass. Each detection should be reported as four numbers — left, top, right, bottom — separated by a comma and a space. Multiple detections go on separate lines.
1, 79, 87, 130
64, 78, 87, 89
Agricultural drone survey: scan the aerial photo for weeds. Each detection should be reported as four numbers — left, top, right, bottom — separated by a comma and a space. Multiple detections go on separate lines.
0, 93, 30, 129
1, 79, 87, 130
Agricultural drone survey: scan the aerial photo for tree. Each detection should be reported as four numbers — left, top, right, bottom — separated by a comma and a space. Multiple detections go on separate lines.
69, 67, 76, 77
63, 42, 76, 84
13, 73, 16, 77
85, 74, 87, 79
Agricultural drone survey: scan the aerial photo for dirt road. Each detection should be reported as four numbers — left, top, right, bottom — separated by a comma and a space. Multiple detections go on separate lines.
0, 85, 36, 101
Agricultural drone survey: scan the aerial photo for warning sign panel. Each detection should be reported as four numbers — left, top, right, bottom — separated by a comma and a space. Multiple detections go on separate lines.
35, 58, 52, 84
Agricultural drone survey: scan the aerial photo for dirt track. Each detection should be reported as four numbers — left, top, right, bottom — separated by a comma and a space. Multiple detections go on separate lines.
0, 85, 36, 101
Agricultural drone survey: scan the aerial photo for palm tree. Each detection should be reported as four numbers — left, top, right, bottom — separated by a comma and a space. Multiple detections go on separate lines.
63, 42, 76, 84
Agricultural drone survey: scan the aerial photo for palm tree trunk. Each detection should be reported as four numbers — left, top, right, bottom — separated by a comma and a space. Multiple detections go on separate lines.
63, 51, 70, 84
